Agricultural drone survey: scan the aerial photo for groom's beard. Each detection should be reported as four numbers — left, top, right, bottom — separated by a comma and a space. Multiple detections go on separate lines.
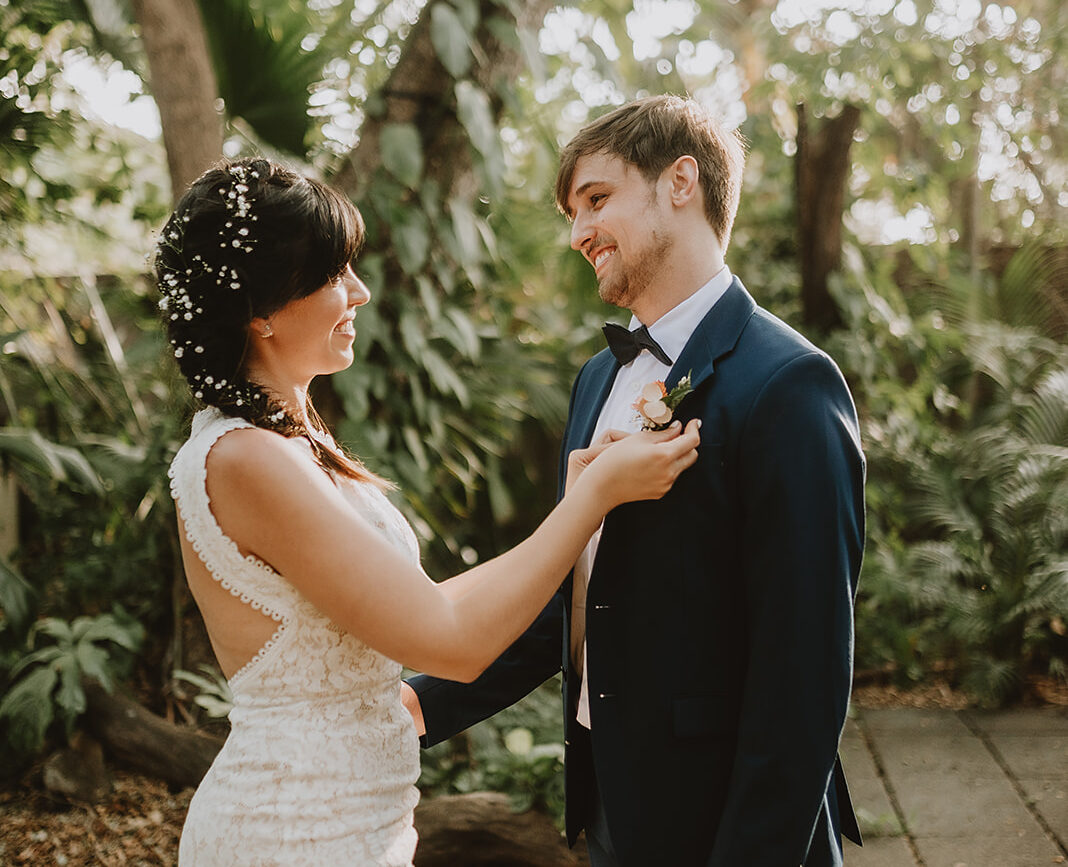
596, 227, 674, 312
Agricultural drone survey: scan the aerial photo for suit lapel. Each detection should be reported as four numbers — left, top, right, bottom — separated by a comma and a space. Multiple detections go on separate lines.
569, 350, 620, 450
665, 277, 756, 392
567, 278, 756, 449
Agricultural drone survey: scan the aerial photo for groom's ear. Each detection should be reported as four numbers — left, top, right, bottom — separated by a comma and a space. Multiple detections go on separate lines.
664, 156, 700, 209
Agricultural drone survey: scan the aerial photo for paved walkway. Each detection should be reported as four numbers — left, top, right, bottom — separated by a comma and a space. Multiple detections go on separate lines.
841, 706, 1068, 866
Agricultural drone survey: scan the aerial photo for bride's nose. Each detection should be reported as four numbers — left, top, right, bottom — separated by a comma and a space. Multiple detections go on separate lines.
345, 268, 371, 306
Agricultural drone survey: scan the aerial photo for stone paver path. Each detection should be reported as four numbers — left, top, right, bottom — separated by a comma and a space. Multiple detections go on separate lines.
840, 707, 1068, 866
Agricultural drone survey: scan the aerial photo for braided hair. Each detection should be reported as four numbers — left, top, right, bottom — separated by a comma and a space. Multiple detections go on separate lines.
154, 157, 386, 486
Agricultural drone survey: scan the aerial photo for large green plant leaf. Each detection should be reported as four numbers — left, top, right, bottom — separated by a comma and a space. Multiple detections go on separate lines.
196, 0, 327, 154
0, 666, 57, 754
380, 123, 424, 189
0, 556, 35, 635
430, 3, 473, 79
0, 429, 104, 493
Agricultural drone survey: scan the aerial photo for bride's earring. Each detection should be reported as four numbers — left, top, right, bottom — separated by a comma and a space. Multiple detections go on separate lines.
260, 323, 274, 338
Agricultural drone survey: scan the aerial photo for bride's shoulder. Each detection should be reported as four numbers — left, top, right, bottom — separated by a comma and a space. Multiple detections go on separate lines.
207, 423, 310, 477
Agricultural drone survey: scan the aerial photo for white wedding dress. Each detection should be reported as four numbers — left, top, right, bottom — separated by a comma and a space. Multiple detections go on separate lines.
169, 408, 422, 866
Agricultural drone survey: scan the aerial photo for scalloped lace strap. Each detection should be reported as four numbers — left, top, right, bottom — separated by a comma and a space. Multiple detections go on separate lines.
168, 410, 292, 626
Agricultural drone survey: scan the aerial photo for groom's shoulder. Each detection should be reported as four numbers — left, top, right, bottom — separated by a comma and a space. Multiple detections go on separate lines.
741, 302, 827, 364
573, 347, 616, 384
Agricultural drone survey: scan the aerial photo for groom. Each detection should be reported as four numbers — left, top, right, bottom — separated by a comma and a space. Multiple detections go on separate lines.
405, 95, 865, 865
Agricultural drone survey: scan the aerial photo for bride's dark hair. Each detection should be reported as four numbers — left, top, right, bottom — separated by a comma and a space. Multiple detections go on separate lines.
154, 156, 386, 486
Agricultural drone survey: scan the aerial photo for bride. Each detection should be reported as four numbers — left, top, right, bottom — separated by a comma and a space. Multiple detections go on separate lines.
155, 157, 700, 865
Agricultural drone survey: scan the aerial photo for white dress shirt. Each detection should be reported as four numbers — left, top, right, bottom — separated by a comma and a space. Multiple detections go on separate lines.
573, 265, 733, 728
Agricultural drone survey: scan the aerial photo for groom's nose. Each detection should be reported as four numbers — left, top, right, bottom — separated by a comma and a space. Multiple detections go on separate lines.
570, 213, 595, 253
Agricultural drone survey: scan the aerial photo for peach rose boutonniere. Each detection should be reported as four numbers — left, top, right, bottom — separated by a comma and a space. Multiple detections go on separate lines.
633, 373, 693, 431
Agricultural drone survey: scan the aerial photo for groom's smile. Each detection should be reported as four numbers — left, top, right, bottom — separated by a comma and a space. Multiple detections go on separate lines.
592, 242, 617, 274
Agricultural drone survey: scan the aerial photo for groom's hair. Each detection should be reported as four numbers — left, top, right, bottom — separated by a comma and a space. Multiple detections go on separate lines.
554, 94, 747, 250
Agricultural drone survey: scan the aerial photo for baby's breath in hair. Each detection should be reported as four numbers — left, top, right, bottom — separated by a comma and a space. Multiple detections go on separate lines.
153, 157, 388, 489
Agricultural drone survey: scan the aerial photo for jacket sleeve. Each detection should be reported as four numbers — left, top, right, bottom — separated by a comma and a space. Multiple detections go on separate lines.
407, 592, 565, 746
407, 364, 591, 746
708, 351, 865, 866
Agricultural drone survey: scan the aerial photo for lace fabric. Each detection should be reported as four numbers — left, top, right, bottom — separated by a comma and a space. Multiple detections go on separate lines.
169, 408, 422, 866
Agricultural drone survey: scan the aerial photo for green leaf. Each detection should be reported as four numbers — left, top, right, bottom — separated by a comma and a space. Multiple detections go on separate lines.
393, 208, 431, 275
76, 613, 144, 651
446, 196, 484, 271
450, 0, 480, 33
416, 276, 442, 322
54, 654, 86, 733
454, 81, 505, 196
194, 695, 233, 718
0, 555, 35, 634
399, 310, 428, 355
402, 426, 430, 471
0, 429, 103, 493
0, 665, 57, 754
75, 641, 114, 692
33, 617, 73, 647
196, 0, 325, 154
430, 3, 473, 79
441, 308, 481, 360
8, 646, 63, 680
423, 349, 470, 407
485, 453, 515, 524
380, 124, 424, 189
453, 81, 495, 159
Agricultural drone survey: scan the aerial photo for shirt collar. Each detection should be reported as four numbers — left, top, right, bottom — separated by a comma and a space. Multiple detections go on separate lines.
627, 265, 733, 365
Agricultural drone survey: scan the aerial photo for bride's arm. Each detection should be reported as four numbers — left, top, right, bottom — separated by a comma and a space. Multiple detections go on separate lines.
430, 426, 634, 603
205, 422, 698, 682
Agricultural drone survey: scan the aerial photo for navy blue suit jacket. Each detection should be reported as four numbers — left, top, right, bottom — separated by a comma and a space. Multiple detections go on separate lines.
410, 279, 865, 865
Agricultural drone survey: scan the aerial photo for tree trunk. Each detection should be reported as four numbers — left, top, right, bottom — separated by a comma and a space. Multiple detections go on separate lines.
795, 103, 861, 333
413, 793, 588, 867
131, 0, 223, 203
83, 681, 225, 790
332, 0, 555, 203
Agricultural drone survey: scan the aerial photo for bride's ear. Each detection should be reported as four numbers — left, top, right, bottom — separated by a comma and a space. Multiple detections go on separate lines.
250, 317, 274, 340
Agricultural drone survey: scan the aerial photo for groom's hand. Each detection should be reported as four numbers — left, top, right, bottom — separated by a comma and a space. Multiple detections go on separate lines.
400, 682, 426, 737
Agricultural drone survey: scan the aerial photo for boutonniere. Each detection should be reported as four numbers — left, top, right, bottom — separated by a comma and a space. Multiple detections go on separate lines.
633, 373, 693, 431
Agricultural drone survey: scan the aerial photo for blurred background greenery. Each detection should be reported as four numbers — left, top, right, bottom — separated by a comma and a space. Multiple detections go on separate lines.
0, 0, 1065, 821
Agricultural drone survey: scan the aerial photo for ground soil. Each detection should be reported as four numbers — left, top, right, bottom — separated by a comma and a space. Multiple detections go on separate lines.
1, 677, 1065, 866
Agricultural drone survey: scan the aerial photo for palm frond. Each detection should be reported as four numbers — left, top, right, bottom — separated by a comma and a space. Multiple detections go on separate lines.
197, 0, 329, 154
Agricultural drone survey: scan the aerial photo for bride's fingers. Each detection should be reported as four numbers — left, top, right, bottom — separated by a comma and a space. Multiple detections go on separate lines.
595, 428, 630, 445
661, 419, 701, 455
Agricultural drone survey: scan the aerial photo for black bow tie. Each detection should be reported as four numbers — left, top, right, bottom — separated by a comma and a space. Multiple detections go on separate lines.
602, 322, 673, 366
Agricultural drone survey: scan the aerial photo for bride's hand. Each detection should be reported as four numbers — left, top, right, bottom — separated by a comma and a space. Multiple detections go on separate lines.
565, 428, 629, 494
575, 419, 701, 508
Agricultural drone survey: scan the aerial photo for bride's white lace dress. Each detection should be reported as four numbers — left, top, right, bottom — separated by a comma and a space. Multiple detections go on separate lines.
169, 408, 422, 866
